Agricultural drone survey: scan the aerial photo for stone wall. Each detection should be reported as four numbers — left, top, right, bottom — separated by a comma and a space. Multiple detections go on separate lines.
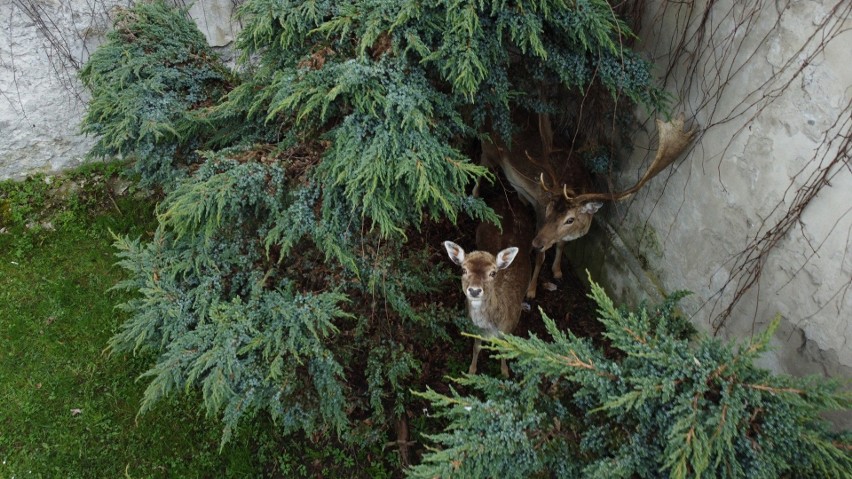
0, 0, 238, 180
569, 0, 851, 424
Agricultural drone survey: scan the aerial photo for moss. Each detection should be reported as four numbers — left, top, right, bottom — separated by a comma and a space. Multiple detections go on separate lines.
632, 223, 664, 258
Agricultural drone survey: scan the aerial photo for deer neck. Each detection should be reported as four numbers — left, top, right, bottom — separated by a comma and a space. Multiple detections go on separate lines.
499, 155, 549, 216
467, 296, 500, 336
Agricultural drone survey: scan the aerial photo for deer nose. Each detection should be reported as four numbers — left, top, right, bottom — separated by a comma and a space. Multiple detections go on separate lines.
468, 287, 482, 298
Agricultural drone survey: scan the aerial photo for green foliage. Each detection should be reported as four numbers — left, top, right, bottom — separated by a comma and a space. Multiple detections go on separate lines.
79, 0, 691, 471
410, 279, 852, 479
0, 167, 395, 477
225, 0, 666, 235
0, 170, 250, 478
0, 174, 52, 231
268, 433, 395, 478
0, 163, 145, 257
106, 143, 465, 451
108, 155, 350, 445
367, 341, 421, 419
79, 1, 229, 188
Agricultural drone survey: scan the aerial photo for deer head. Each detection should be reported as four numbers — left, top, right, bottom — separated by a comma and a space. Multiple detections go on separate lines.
531, 113, 697, 252
443, 243, 520, 307
479, 111, 697, 298
530, 199, 603, 251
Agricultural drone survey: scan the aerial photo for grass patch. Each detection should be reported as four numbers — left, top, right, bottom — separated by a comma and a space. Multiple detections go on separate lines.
0, 165, 405, 478
0, 166, 267, 478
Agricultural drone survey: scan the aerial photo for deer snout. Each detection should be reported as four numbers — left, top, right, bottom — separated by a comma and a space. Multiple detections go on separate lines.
531, 235, 552, 252
467, 287, 482, 298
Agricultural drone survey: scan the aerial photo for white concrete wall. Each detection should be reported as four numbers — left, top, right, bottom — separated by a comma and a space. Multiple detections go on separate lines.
576, 0, 851, 420
0, 0, 238, 180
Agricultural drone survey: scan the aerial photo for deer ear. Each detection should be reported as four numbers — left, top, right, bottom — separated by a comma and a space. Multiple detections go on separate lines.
580, 202, 603, 214
496, 247, 519, 270
443, 241, 465, 266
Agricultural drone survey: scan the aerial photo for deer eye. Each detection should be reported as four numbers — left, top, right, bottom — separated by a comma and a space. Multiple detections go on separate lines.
564, 217, 575, 225
489, 271, 497, 278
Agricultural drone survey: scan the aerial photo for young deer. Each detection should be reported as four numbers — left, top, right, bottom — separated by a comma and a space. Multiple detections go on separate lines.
443, 187, 533, 377
481, 112, 697, 298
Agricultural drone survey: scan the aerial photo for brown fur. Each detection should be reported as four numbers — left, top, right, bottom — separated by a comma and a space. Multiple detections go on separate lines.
444, 188, 534, 377
481, 112, 696, 298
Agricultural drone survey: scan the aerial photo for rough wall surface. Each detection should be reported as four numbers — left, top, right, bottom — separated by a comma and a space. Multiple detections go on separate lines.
572, 0, 851, 423
0, 0, 238, 180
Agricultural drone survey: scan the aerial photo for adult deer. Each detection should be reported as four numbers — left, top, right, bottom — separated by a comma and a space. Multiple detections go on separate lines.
480, 112, 697, 298
443, 185, 533, 377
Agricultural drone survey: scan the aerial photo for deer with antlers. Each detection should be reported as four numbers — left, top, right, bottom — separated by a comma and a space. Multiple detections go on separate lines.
480, 111, 697, 299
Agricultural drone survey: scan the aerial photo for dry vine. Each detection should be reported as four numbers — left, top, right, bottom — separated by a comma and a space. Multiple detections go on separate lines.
7, 0, 117, 104
711, 100, 852, 334
627, 0, 852, 334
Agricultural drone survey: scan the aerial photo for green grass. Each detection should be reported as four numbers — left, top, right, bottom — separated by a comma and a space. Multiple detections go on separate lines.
0, 169, 265, 478
0, 166, 400, 478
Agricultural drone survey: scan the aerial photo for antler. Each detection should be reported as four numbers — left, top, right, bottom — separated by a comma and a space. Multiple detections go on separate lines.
539, 172, 577, 199
566, 113, 697, 204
